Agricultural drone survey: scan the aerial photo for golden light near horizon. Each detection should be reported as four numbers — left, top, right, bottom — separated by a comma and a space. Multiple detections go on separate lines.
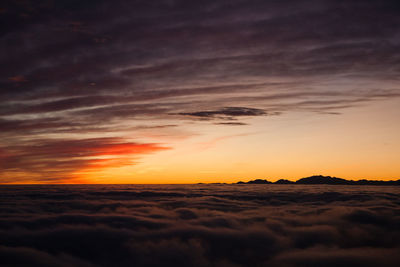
2, 2, 400, 267
9, 97, 397, 185
0, 0, 399, 184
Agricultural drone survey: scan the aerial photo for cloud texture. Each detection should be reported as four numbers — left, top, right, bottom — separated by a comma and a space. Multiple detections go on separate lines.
0, 184, 400, 266
1, 0, 400, 181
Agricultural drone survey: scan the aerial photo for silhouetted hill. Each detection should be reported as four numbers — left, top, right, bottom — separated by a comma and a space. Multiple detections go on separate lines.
236, 175, 400, 185
246, 179, 272, 184
296, 175, 349, 185
355, 179, 400, 186
275, 179, 294, 184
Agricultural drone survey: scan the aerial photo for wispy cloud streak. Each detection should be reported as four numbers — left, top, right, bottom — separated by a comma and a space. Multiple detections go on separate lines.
0, 0, 399, 182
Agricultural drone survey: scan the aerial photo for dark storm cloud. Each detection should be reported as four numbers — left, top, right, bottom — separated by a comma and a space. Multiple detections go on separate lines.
0, 185, 400, 266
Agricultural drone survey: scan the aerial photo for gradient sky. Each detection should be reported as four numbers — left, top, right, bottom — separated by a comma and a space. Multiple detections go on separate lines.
1, 0, 399, 183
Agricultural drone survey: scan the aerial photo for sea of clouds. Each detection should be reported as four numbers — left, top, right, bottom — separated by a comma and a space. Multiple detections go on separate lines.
1, 184, 400, 267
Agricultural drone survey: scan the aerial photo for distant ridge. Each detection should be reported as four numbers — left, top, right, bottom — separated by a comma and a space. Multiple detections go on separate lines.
235, 175, 400, 185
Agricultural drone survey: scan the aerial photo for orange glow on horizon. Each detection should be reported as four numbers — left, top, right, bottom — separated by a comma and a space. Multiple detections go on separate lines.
1, 99, 399, 184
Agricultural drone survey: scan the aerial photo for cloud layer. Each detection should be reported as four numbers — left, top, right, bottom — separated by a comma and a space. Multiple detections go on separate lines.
0, 184, 399, 266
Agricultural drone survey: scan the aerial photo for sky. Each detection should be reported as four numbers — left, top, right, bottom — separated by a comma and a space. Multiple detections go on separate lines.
0, 0, 399, 184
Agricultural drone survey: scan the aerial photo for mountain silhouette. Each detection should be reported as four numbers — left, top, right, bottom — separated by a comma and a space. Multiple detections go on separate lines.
236, 175, 400, 185
296, 175, 349, 185
246, 179, 272, 184
274, 179, 295, 184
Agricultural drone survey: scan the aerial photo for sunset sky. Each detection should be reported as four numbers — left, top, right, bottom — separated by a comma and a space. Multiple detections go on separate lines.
1, 0, 399, 183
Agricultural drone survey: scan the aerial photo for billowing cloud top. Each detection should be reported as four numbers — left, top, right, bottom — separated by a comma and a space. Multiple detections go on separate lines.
0, 184, 400, 266
0, 0, 399, 182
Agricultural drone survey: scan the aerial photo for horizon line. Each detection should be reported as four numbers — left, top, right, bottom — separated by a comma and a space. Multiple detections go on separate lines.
1, 175, 399, 185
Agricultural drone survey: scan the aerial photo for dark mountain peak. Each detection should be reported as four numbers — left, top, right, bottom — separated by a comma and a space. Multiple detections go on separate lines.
235, 175, 399, 185
239, 179, 272, 184
296, 175, 349, 185
275, 179, 294, 184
